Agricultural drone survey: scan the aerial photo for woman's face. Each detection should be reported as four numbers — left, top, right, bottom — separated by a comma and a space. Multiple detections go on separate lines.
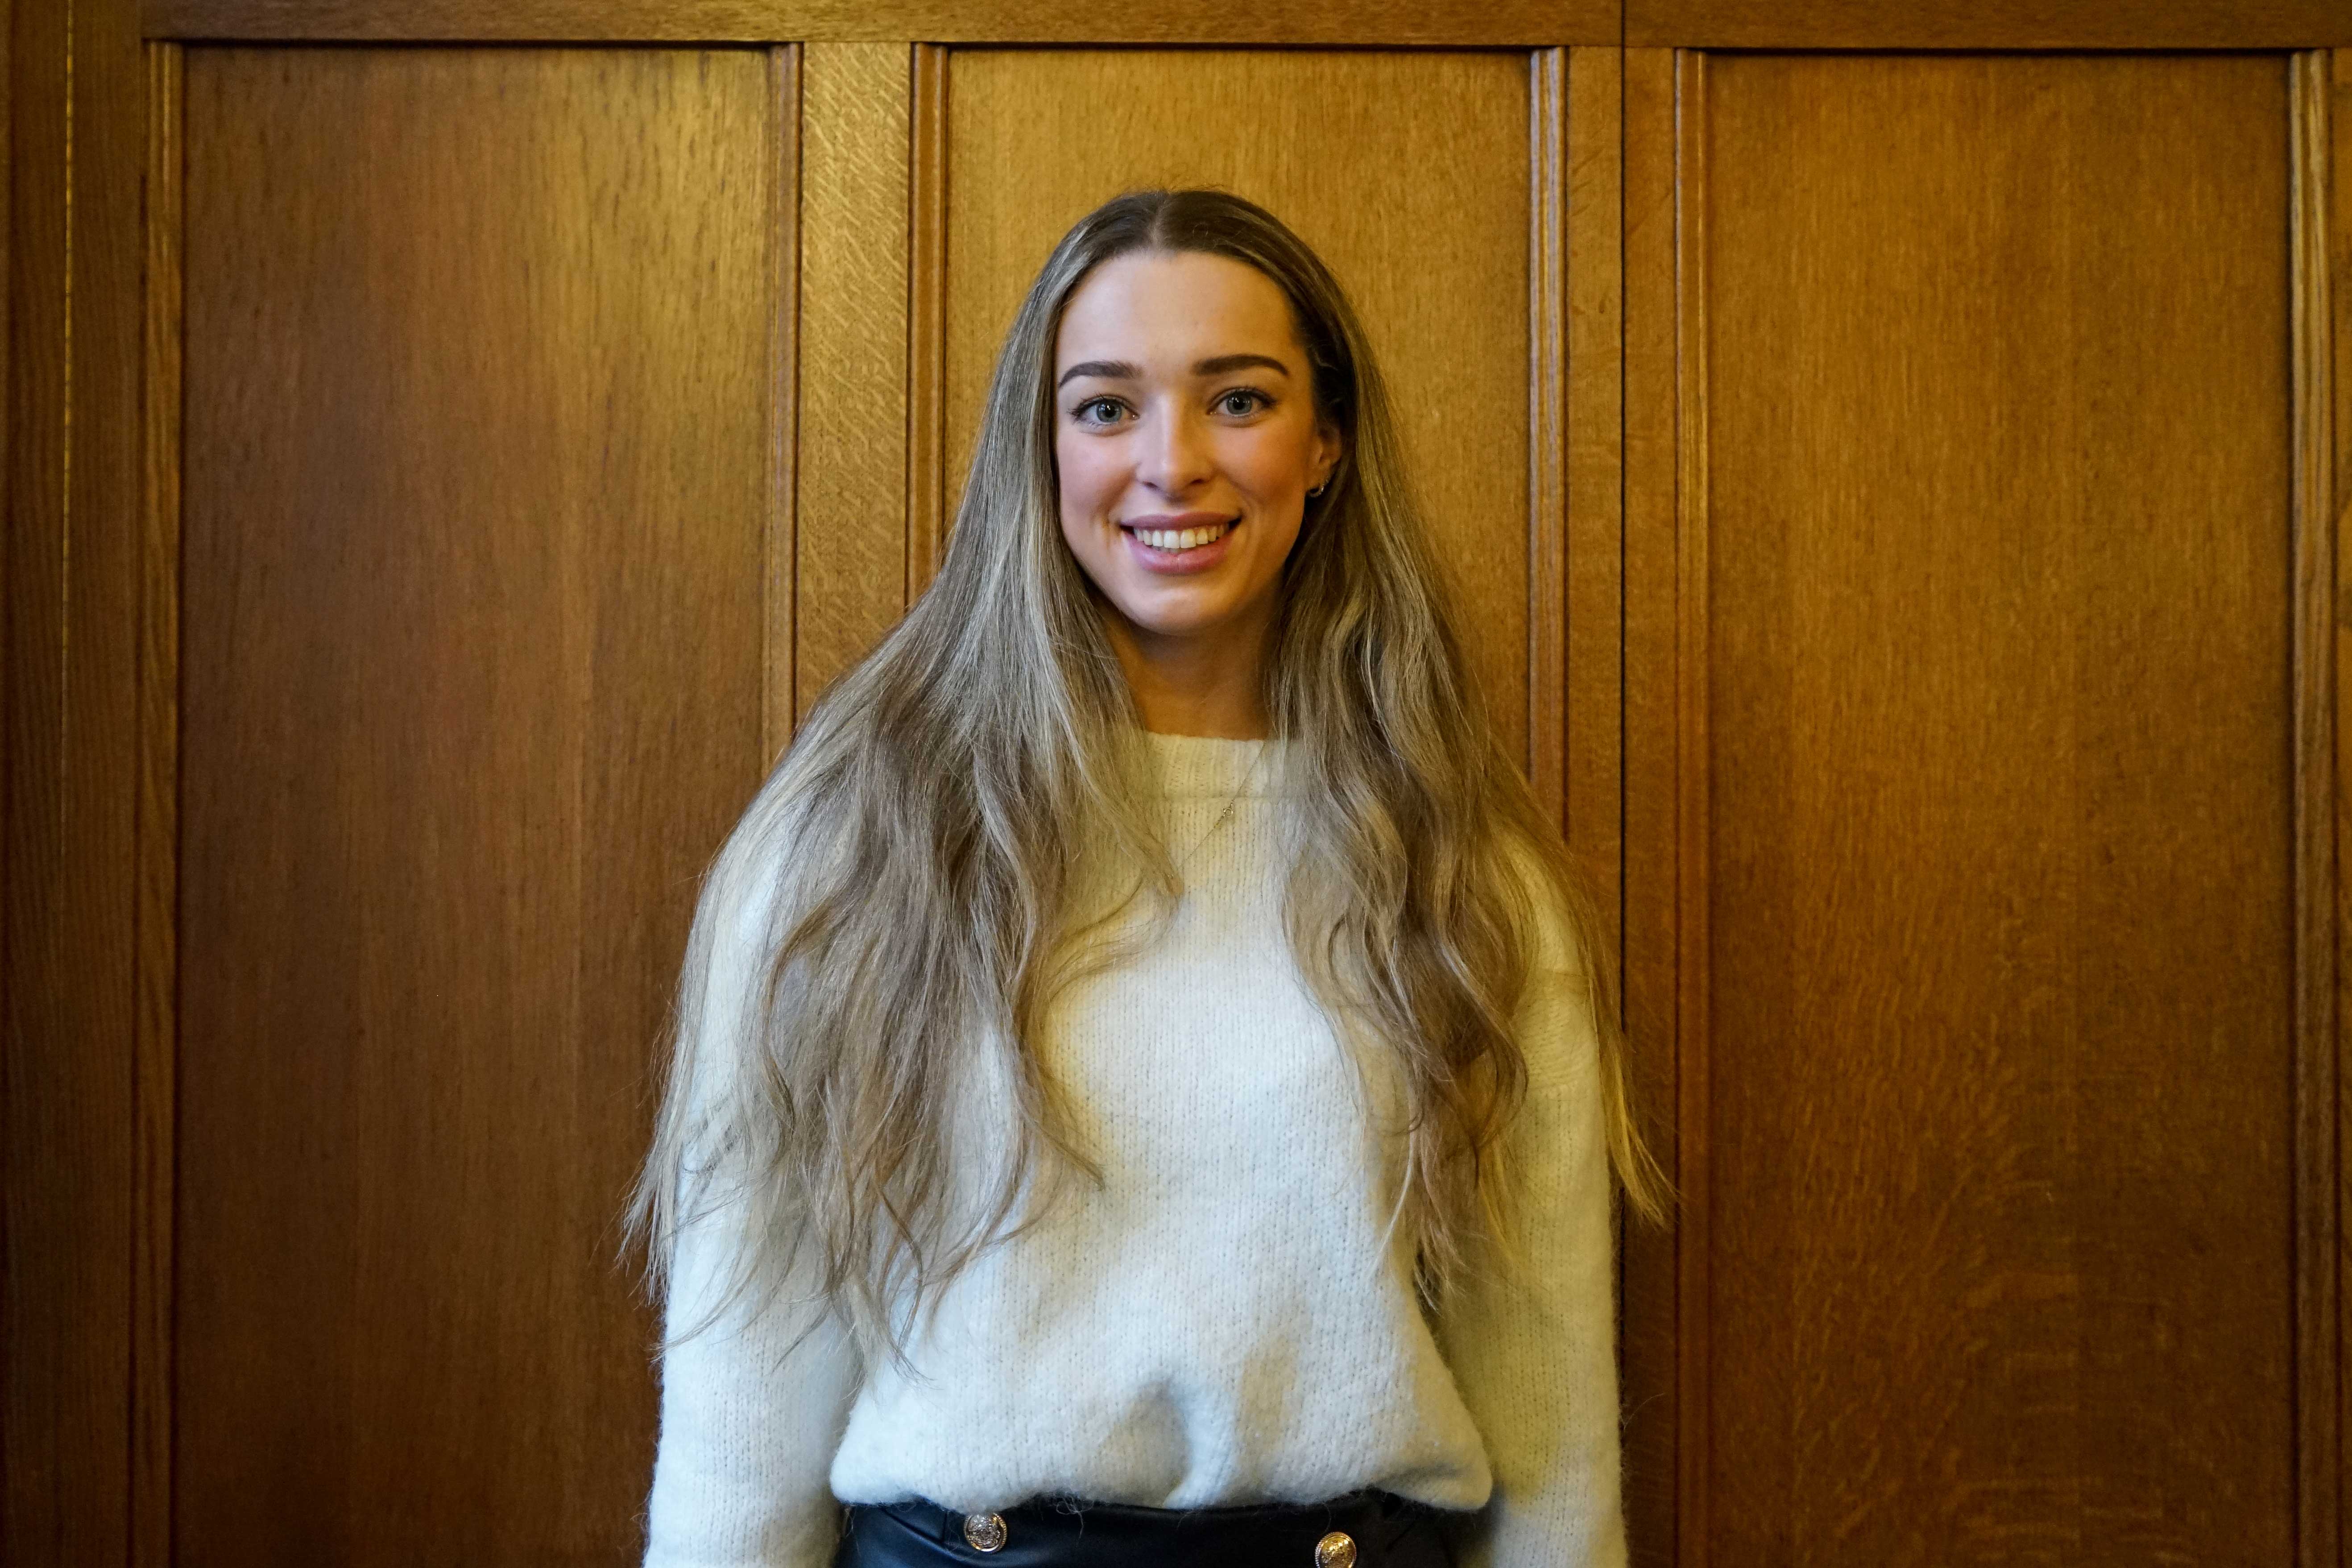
1052, 248, 1340, 660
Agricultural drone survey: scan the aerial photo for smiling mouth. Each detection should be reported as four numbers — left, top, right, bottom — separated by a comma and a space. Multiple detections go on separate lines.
1122, 518, 1238, 553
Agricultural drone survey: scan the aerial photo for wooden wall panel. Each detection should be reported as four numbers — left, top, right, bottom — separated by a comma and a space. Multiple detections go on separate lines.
1631, 48, 2311, 1565
941, 47, 1538, 762
1563, 46, 1624, 918
141, 0, 1621, 46
136, 45, 186, 1568
1619, 48, 1682, 1568
1627, 0, 2350, 50
2, 0, 149, 1563
174, 46, 775, 1566
2334, 48, 2352, 1552
798, 40, 911, 717
2289, 50, 2342, 1568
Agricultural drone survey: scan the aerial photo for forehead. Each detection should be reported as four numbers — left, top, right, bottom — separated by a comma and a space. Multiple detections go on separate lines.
1054, 249, 1300, 370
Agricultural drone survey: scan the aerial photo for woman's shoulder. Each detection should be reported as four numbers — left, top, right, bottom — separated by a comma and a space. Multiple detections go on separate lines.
1497, 828, 1587, 984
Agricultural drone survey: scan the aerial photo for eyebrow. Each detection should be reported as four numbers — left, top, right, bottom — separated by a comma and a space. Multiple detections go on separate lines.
1056, 352, 1294, 390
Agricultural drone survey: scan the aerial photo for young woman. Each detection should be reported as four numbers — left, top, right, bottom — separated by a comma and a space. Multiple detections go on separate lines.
627, 187, 1672, 1568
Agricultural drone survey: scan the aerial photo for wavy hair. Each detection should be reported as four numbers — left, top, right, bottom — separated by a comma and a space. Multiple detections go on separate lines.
624, 187, 1673, 1366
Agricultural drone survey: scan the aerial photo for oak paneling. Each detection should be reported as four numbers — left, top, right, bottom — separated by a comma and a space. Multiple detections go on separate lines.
175, 46, 775, 1565
799, 39, 911, 717
762, 45, 802, 763
1563, 45, 1625, 930
2, 0, 149, 1563
1634, 48, 2304, 1565
135, 45, 185, 1568
142, 0, 1621, 46
138, 0, 2352, 49
2335, 48, 2352, 1554
1619, 47, 1682, 1568
941, 47, 1539, 763
2289, 51, 2342, 1568
1628, 0, 2350, 50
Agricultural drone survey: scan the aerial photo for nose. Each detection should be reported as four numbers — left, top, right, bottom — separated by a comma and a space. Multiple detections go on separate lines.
1136, 400, 1213, 496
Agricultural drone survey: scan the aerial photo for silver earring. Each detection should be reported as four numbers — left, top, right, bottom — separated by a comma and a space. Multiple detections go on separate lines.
1309, 482, 1327, 497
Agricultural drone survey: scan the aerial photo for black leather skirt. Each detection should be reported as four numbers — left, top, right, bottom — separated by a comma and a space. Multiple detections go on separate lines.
832, 1490, 1462, 1568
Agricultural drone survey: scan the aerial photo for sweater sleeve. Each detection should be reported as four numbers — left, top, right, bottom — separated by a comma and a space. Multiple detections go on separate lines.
1431, 877, 1630, 1568
641, 1195, 862, 1568
641, 834, 864, 1568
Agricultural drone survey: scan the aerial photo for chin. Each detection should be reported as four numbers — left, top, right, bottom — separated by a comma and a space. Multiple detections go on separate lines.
1121, 605, 1233, 641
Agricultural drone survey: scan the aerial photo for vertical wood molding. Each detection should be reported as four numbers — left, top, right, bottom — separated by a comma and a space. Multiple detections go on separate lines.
2294, 46, 2345, 1568
764, 44, 802, 764
6, 0, 144, 1556
1670, 46, 1711, 1568
2331, 47, 2352, 1554
132, 49, 183, 1568
1565, 44, 1624, 967
907, 42, 948, 602
1619, 42, 1681, 1568
1528, 46, 1568, 820
796, 40, 911, 721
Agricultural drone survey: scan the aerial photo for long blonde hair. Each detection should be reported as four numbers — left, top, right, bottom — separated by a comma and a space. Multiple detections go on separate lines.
624, 187, 1673, 1365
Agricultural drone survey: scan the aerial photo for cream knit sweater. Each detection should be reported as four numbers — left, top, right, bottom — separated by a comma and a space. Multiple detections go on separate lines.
639, 731, 1627, 1568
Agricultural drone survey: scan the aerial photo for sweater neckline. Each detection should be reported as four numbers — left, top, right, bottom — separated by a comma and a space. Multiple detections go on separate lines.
1136, 728, 1295, 800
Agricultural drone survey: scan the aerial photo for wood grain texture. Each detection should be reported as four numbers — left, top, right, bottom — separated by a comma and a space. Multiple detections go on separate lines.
133, 45, 184, 1568
1629, 0, 2349, 49
1698, 51, 2296, 1563
176, 46, 771, 1566
942, 48, 1535, 763
1617, 44, 1680, 1568
765, 45, 801, 764
1530, 48, 1567, 818
2335, 48, 2352, 1560
1565, 45, 1624, 967
1669, 50, 1712, 1568
2293, 48, 2344, 1568
907, 42, 948, 601
143, 0, 1620, 45
798, 40, 910, 719
2295, 49, 2333, 1568
2, 0, 145, 1561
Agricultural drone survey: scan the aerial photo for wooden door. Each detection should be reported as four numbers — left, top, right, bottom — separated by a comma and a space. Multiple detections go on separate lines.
4, 2, 2345, 1566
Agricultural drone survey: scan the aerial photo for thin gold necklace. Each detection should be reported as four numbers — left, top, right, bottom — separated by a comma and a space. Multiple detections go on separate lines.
1172, 737, 1271, 876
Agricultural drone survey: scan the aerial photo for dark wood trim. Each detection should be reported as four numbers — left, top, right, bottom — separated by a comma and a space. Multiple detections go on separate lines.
141, 0, 2348, 48
132, 45, 183, 1568
2332, 48, 2352, 1550
140, 0, 1619, 45
1669, 46, 1710, 1568
4, 0, 146, 1560
1628, 0, 2351, 50
1618, 42, 1681, 1568
766, 43, 801, 762
1528, 46, 1567, 825
2291, 46, 2344, 1568
907, 42, 947, 604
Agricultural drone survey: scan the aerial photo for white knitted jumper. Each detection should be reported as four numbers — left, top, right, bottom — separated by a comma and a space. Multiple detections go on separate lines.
640, 731, 1627, 1568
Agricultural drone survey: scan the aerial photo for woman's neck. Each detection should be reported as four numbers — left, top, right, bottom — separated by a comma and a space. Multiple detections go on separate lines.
1101, 602, 1274, 739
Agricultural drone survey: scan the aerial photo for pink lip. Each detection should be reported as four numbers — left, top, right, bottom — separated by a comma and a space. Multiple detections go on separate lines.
1119, 515, 1239, 576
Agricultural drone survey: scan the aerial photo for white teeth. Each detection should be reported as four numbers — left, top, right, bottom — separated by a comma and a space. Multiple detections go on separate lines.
1134, 521, 1233, 551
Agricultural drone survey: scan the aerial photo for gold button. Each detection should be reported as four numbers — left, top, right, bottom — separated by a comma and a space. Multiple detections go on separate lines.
961, 1512, 1008, 1553
1315, 1530, 1358, 1568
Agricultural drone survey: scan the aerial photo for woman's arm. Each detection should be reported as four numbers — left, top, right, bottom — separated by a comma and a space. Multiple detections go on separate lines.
1433, 873, 1630, 1568
640, 825, 864, 1568
641, 1187, 861, 1568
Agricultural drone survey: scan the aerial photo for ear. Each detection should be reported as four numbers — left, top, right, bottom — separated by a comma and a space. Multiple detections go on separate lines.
1313, 419, 1342, 491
